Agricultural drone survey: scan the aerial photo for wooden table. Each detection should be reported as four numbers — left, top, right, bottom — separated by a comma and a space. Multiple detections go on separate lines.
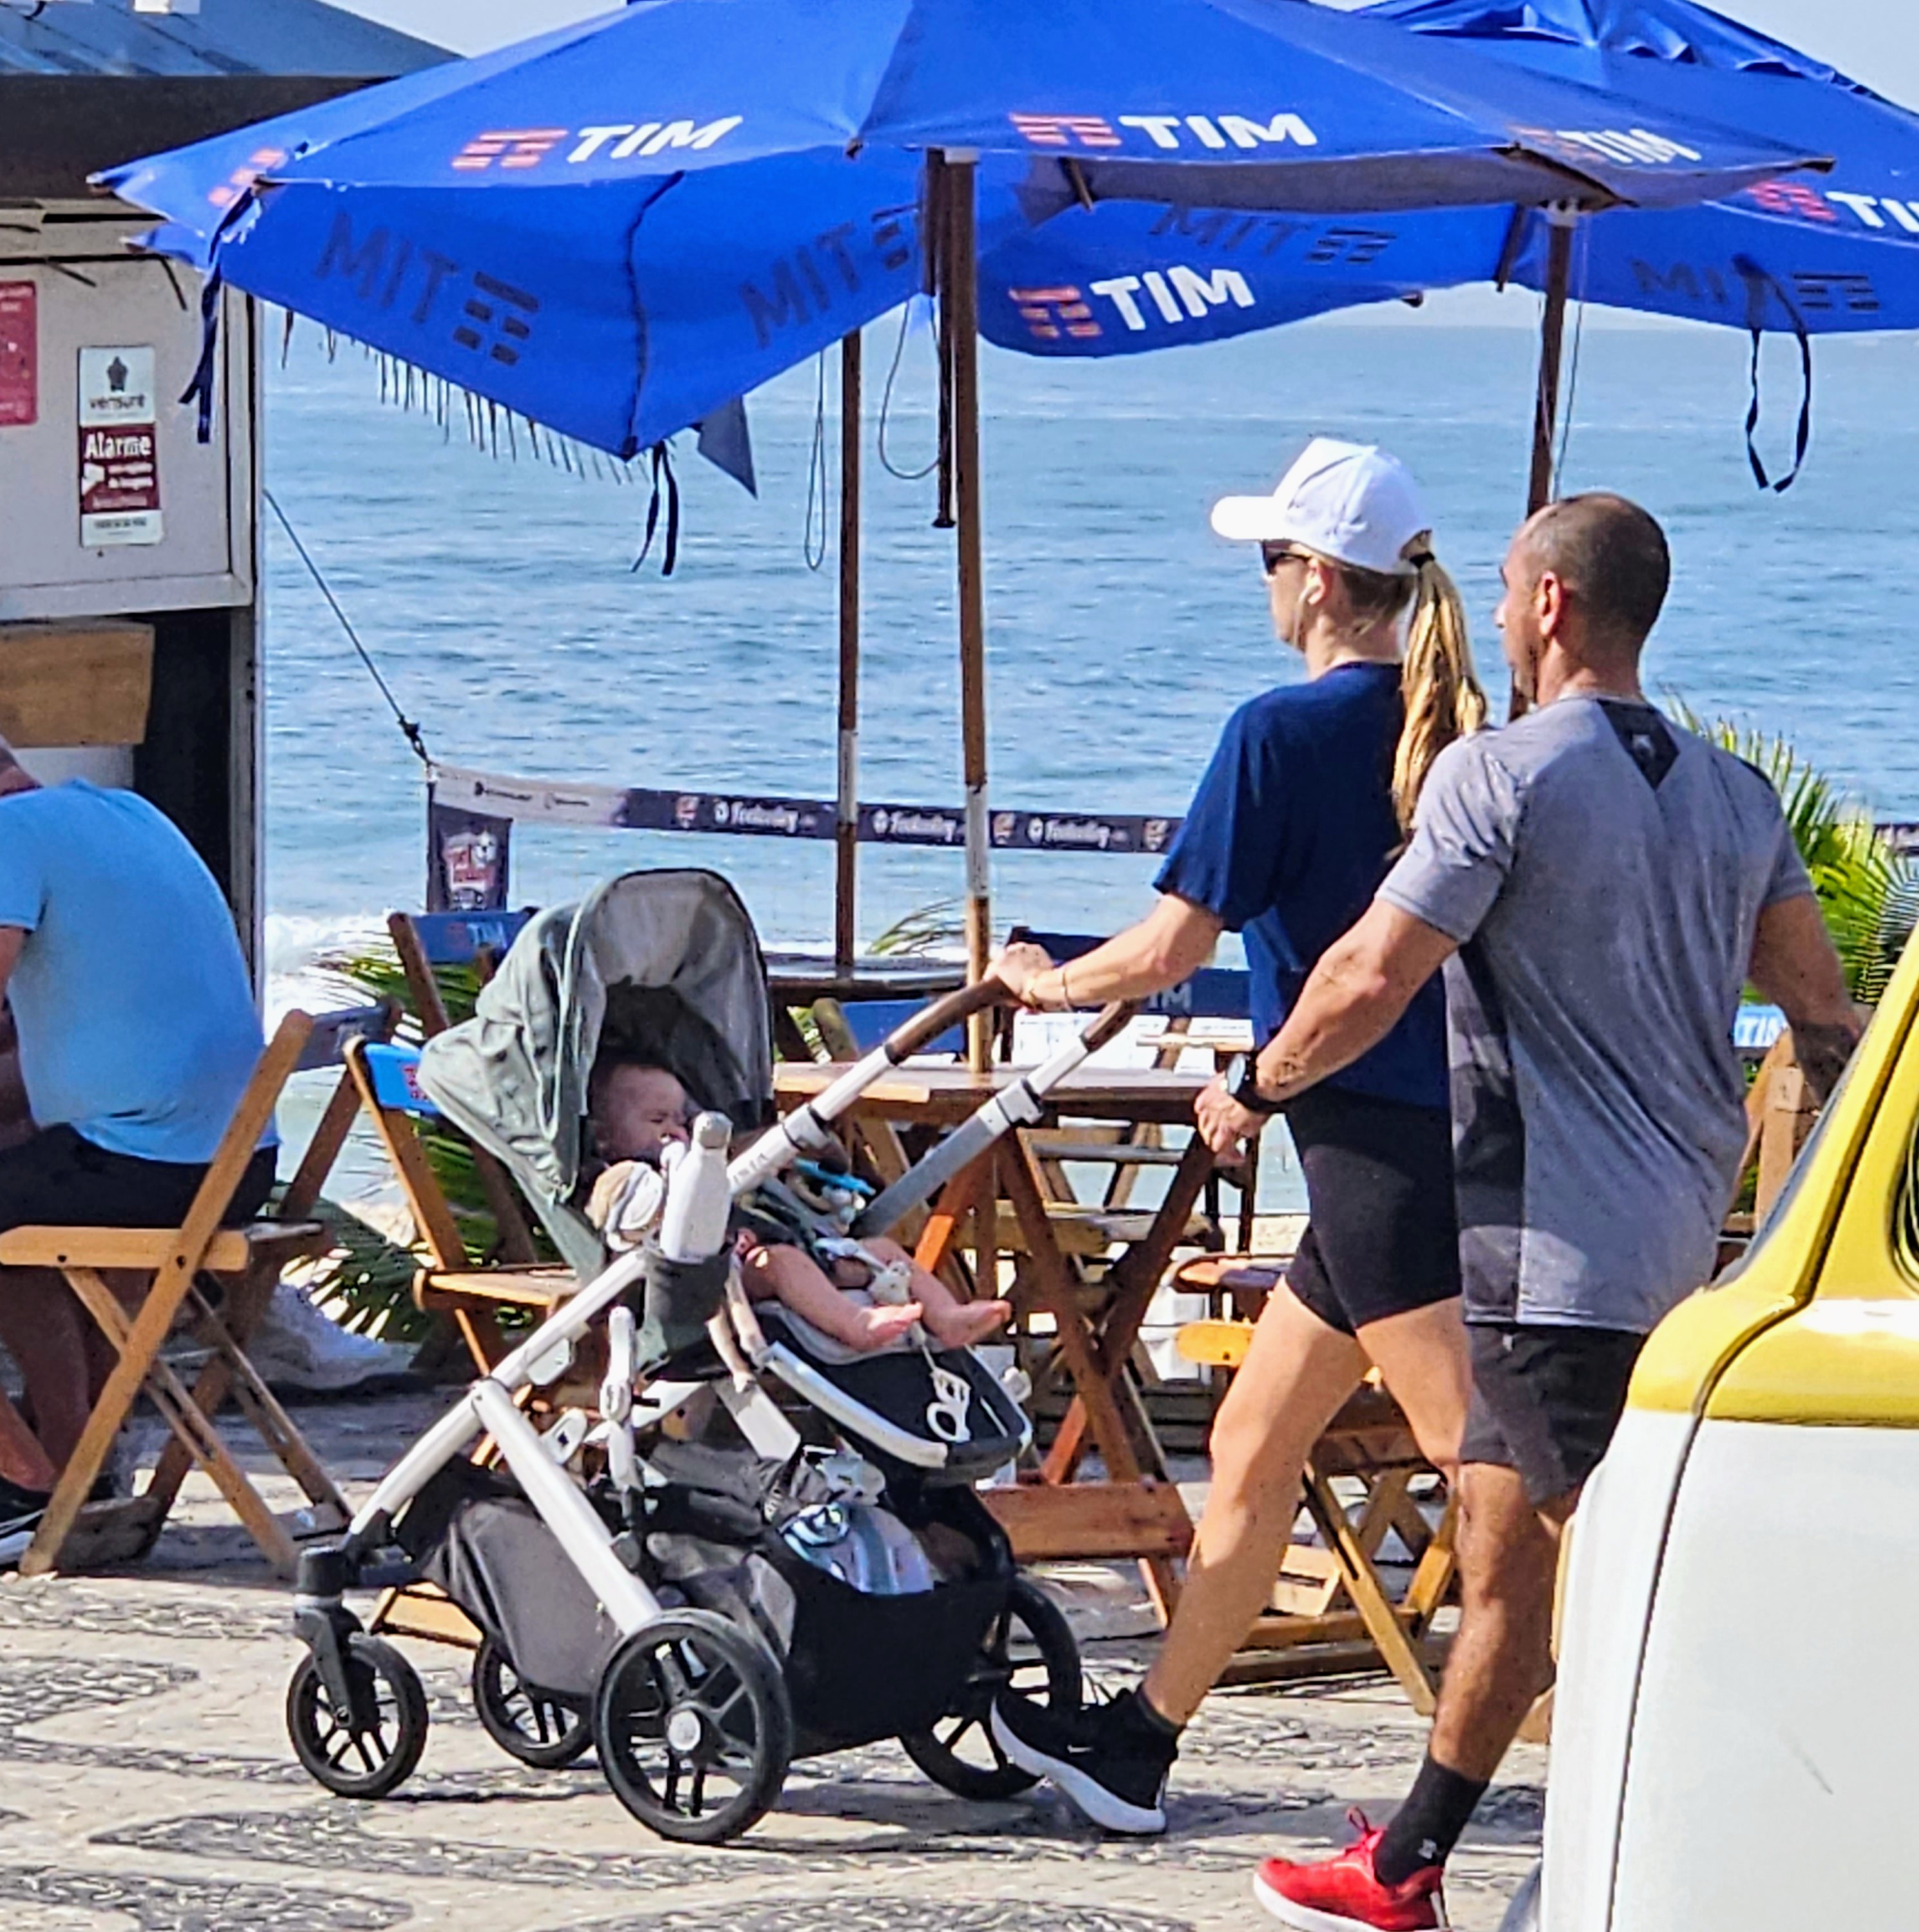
775, 1062, 1217, 1615
763, 954, 967, 1005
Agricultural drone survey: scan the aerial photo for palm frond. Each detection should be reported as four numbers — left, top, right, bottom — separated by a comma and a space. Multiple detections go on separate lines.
870, 899, 964, 958
1675, 706, 1916, 1003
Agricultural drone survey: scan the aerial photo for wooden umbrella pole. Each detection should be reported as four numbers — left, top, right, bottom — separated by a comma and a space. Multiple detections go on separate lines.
835, 328, 863, 974
1516, 205, 1577, 721
941, 154, 993, 1071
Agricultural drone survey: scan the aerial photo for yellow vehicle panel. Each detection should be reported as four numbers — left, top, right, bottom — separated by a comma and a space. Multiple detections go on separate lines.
1629, 914, 1919, 1421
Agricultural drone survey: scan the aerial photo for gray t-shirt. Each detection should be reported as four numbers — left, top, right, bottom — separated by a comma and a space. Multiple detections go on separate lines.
1379, 697, 1812, 1334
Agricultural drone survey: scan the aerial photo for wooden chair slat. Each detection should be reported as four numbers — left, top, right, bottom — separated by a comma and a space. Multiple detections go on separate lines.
17, 1009, 363, 1579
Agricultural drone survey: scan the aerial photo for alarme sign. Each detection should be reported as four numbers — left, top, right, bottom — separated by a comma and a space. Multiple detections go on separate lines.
77, 346, 162, 549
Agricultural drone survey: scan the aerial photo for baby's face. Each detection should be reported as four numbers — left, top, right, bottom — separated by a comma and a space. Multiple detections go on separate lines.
596, 1065, 691, 1164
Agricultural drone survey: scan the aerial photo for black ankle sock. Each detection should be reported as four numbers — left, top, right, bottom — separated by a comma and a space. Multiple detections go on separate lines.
1374, 1755, 1489, 1886
1124, 1687, 1184, 1743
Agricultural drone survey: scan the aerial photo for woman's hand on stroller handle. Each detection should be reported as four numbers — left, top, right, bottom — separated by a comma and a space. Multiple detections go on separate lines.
988, 942, 1056, 1007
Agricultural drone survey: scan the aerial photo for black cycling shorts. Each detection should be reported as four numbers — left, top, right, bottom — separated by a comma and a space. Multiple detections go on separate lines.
0, 1125, 276, 1241
1282, 1084, 1461, 1336
1461, 1321, 1647, 1507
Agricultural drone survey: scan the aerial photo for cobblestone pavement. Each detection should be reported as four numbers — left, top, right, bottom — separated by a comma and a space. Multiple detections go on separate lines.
0, 1393, 1542, 1932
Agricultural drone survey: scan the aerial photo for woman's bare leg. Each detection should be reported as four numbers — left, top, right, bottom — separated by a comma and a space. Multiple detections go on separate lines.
1141, 1285, 1366, 1725
742, 1243, 922, 1352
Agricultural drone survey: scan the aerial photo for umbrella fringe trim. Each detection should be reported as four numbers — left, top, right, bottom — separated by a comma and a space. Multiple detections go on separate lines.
284, 317, 637, 483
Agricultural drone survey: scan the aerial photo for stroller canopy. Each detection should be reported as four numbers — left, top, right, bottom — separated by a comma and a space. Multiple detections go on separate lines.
417, 869, 773, 1275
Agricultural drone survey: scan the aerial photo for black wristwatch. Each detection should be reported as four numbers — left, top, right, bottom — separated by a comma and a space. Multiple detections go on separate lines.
1225, 1053, 1284, 1116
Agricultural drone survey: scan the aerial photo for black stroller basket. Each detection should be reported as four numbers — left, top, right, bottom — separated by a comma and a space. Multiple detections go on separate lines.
381, 1445, 1075, 1788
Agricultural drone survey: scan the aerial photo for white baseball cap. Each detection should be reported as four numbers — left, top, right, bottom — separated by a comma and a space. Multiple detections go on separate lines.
1211, 438, 1431, 578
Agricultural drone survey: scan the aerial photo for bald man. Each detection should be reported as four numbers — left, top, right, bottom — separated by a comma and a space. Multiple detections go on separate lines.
1202, 495, 1862, 1932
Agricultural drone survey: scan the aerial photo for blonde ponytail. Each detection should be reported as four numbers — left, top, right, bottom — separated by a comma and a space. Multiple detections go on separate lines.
1393, 547, 1486, 831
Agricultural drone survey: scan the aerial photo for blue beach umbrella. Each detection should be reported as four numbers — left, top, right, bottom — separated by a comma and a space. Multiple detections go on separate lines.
980, 1, 1919, 506
102, 0, 1826, 1004
104, 0, 1828, 459
1372, 0, 1919, 335
1366, 0, 1919, 497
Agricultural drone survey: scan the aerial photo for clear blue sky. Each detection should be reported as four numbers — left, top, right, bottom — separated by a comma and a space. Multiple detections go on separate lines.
345, 0, 1919, 101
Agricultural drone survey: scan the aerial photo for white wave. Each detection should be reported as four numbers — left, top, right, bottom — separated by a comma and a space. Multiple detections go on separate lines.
264, 911, 387, 1027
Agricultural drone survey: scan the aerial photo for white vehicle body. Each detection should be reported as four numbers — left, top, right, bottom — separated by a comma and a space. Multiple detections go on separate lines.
1542, 933, 1919, 1931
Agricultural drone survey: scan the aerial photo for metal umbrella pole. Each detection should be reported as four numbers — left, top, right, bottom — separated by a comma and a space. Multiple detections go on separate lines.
835, 328, 863, 974
940, 150, 994, 1072
1526, 206, 1578, 518
1513, 203, 1578, 719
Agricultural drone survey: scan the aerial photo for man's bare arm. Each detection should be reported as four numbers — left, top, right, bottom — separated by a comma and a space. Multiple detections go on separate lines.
1253, 901, 1459, 1104
1747, 894, 1863, 1106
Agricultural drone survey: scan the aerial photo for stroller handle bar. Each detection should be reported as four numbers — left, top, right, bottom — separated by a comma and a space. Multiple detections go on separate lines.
726, 978, 1004, 1196
849, 997, 1136, 1239
877, 977, 1008, 1059
728, 981, 1135, 1207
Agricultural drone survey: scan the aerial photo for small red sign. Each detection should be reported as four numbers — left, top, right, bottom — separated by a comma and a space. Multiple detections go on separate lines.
0, 283, 36, 428
79, 424, 160, 517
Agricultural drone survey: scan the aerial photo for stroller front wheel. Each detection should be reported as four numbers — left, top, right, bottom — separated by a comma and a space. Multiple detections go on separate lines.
286, 1634, 429, 1799
472, 1633, 594, 1769
902, 1574, 1082, 1802
593, 1610, 793, 1844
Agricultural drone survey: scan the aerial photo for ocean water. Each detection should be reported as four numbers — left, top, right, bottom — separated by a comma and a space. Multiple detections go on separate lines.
261, 306, 1919, 996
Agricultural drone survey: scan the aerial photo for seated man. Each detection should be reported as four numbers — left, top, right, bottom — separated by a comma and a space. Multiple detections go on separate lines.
585, 1059, 1008, 1354
0, 740, 275, 1531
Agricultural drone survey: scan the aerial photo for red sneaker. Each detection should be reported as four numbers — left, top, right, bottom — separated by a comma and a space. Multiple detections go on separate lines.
1253, 1810, 1448, 1932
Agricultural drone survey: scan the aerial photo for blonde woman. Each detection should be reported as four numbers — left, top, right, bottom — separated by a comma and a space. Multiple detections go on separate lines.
990, 439, 1485, 1835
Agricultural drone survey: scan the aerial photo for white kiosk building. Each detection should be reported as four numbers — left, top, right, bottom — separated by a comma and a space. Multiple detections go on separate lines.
0, 0, 443, 965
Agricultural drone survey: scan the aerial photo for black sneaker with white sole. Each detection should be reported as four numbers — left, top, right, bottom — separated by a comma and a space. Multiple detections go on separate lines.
990, 1685, 1178, 1835
0, 1475, 48, 1539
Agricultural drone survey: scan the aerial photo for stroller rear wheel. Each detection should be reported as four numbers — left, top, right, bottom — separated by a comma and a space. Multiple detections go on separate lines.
902, 1575, 1082, 1801
473, 1634, 594, 1770
593, 1610, 793, 1844
286, 1634, 429, 1799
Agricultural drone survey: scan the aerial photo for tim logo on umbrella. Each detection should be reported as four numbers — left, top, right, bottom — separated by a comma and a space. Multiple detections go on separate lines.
452, 117, 744, 171
1010, 112, 1319, 151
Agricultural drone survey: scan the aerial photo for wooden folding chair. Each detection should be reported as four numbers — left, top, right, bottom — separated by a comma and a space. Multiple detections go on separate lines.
1, 1004, 395, 1578
1177, 1300, 1459, 1714
387, 907, 533, 1032
386, 909, 542, 1266
346, 1038, 576, 1372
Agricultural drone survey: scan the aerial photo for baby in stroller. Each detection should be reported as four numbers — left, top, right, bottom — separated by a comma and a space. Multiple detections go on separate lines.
583, 1057, 1012, 1355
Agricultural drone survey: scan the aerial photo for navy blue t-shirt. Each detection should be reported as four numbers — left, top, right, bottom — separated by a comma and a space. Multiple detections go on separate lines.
1153, 661, 1448, 1110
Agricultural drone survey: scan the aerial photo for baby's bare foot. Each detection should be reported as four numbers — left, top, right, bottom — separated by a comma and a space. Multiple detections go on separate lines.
925, 1300, 1012, 1349
852, 1302, 924, 1350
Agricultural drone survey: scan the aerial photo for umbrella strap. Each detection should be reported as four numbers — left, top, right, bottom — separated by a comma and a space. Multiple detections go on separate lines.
634, 441, 681, 576
179, 185, 261, 446
1736, 254, 1813, 494
180, 263, 225, 446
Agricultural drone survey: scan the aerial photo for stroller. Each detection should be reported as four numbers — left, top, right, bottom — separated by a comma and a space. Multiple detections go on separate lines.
288, 870, 1134, 1843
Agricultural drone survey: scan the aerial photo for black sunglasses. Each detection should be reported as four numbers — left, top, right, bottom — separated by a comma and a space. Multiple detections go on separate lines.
1260, 542, 1307, 576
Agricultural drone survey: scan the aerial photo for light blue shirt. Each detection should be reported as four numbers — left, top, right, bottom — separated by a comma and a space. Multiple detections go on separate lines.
0, 782, 272, 1164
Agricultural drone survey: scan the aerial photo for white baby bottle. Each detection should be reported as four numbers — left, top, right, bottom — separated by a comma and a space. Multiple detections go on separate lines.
659, 1112, 732, 1262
